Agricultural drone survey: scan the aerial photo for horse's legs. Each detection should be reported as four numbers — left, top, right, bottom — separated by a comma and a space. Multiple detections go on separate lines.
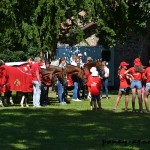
3, 91, 10, 105
20, 95, 25, 107
25, 93, 29, 107
10, 96, 14, 105
0, 94, 3, 107
20, 93, 29, 107
8, 91, 14, 105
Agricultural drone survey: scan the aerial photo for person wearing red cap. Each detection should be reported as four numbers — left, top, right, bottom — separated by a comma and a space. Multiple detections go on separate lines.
113, 61, 130, 111
143, 61, 150, 113
124, 58, 144, 113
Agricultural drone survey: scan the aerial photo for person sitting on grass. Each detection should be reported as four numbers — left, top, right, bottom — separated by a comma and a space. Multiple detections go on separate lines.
87, 69, 102, 111
113, 61, 131, 112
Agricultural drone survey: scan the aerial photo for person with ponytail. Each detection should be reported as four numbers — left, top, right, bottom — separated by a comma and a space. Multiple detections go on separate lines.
100, 61, 109, 99
124, 58, 144, 113
57, 57, 67, 105
113, 61, 130, 111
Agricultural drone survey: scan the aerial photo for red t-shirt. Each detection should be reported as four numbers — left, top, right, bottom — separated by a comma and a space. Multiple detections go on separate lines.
87, 74, 92, 92
144, 67, 150, 83
31, 62, 42, 81
119, 68, 130, 88
87, 76, 102, 96
128, 67, 142, 81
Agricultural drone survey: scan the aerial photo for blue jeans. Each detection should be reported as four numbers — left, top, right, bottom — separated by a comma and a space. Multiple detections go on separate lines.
72, 82, 80, 99
130, 80, 142, 89
145, 83, 150, 92
100, 78, 108, 97
40, 84, 46, 106
57, 80, 65, 103
32, 81, 41, 107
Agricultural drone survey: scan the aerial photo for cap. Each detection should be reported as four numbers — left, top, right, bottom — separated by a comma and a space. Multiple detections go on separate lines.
134, 58, 141, 66
90, 67, 97, 73
120, 61, 129, 67
78, 53, 83, 57
91, 70, 99, 76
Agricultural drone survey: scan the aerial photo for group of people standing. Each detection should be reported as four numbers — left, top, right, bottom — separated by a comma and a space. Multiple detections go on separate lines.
56, 53, 110, 111
114, 58, 150, 113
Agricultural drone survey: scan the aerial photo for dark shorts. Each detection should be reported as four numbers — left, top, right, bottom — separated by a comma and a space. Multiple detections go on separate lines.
119, 87, 130, 94
91, 95, 101, 102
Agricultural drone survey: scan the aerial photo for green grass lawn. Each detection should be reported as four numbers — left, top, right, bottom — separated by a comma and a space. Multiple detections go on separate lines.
0, 90, 150, 150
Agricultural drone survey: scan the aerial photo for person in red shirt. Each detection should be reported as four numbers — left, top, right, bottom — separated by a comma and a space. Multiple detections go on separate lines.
124, 58, 144, 113
87, 69, 102, 111
143, 61, 150, 112
113, 61, 130, 111
31, 57, 42, 107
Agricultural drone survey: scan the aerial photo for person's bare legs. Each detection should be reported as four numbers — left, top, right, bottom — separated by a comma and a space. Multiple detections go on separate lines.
144, 90, 149, 112
125, 90, 129, 111
114, 90, 122, 110
132, 88, 136, 112
137, 89, 142, 112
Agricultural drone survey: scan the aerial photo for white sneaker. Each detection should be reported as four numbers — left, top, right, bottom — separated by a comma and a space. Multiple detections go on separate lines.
74, 99, 81, 102
60, 102, 66, 105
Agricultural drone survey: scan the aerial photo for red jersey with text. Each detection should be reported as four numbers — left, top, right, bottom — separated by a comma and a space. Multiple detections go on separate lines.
144, 67, 150, 83
119, 68, 130, 88
128, 67, 142, 81
87, 76, 102, 96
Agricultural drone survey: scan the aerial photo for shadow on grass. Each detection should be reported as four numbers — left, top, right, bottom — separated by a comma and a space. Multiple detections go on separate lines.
0, 107, 150, 150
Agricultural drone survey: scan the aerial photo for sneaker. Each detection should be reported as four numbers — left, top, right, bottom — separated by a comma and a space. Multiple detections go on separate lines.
132, 109, 136, 113
60, 102, 66, 105
106, 97, 109, 99
144, 110, 150, 113
139, 110, 143, 113
36, 105, 41, 108
72, 99, 81, 102
113, 108, 116, 112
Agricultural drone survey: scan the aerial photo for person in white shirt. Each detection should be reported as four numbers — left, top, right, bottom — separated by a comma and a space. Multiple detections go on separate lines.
70, 55, 81, 101
77, 53, 84, 67
100, 61, 110, 99
70, 55, 77, 66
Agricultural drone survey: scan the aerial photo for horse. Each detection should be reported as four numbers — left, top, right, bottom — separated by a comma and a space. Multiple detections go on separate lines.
83, 59, 103, 74
65, 65, 87, 84
0, 63, 64, 107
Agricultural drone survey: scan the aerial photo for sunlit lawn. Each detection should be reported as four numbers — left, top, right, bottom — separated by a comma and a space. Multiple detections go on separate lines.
0, 90, 150, 150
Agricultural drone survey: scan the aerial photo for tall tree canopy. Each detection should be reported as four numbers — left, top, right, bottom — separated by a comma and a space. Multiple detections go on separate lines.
0, 0, 150, 61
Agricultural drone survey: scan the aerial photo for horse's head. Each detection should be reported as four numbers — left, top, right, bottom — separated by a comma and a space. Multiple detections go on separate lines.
95, 59, 103, 72
53, 67, 67, 86
42, 69, 53, 86
65, 65, 87, 84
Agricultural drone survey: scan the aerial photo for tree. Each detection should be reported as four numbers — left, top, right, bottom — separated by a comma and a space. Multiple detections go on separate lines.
0, 0, 150, 61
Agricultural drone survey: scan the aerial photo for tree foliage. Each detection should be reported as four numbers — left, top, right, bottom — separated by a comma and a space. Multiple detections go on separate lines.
0, 0, 150, 61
